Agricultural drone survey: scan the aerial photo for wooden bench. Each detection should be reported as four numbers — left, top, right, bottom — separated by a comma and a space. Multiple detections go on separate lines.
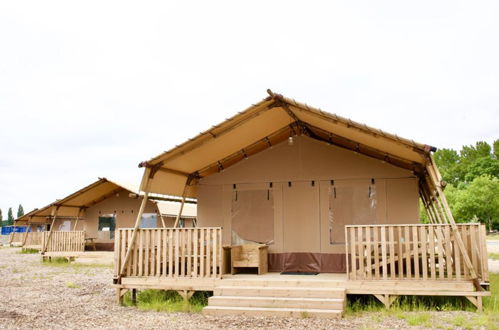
230, 244, 268, 275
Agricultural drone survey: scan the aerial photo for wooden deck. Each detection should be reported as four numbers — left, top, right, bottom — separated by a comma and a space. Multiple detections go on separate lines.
114, 272, 490, 316
113, 225, 490, 317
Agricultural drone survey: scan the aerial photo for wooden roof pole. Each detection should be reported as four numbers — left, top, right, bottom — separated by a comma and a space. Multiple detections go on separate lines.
21, 217, 33, 247
173, 198, 186, 228
41, 206, 60, 254
173, 184, 189, 228
73, 208, 83, 231
156, 205, 166, 228
426, 159, 478, 280
420, 190, 436, 224
119, 175, 152, 277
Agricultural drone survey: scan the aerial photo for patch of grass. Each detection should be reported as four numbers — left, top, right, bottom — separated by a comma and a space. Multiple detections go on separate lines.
123, 290, 211, 313
489, 253, 499, 260
404, 312, 432, 327
487, 234, 499, 240
347, 274, 499, 329
65, 281, 80, 289
300, 311, 310, 318
43, 257, 70, 264
11, 267, 22, 273
41, 257, 112, 270
19, 248, 39, 254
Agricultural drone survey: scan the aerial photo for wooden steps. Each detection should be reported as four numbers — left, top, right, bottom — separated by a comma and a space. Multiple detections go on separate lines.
203, 306, 343, 318
209, 296, 345, 309
204, 279, 346, 318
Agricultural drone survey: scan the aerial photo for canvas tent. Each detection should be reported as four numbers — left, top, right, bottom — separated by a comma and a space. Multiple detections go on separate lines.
15, 178, 197, 252
125, 90, 476, 275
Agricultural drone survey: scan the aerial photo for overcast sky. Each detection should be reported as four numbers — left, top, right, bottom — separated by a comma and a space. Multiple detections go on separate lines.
1, 0, 498, 217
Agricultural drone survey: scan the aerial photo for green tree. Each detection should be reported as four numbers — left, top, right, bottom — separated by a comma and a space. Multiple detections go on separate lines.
493, 139, 499, 159
7, 207, 14, 226
451, 175, 499, 230
434, 148, 461, 185
17, 204, 24, 218
464, 156, 499, 182
0, 209, 3, 227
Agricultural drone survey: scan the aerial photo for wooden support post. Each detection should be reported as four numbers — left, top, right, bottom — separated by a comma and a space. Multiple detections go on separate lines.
173, 195, 186, 228
131, 288, 137, 305
374, 294, 398, 309
426, 158, 478, 281
177, 290, 194, 302
159, 213, 166, 228
73, 208, 83, 231
41, 206, 60, 254
466, 296, 483, 312
22, 218, 32, 247
116, 288, 128, 305
119, 191, 150, 277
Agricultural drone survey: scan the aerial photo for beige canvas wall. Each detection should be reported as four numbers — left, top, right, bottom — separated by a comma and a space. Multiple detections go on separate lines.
53, 189, 158, 243
197, 136, 419, 254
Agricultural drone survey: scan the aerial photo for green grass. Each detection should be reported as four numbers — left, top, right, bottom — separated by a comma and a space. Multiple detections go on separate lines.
65, 281, 81, 289
41, 257, 112, 269
487, 234, 499, 240
404, 312, 432, 327
19, 248, 39, 254
489, 253, 499, 260
122, 290, 211, 313
346, 273, 499, 329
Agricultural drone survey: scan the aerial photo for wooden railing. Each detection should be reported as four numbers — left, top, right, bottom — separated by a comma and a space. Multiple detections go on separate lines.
115, 228, 223, 279
345, 224, 489, 282
24, 232, 44, 249
9, 232, 25, 245
42, 231, 85, 252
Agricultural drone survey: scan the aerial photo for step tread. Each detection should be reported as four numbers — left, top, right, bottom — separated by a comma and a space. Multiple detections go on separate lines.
216, 285, 345, 291
204, 306, 342, 313
210, 296, 344, 302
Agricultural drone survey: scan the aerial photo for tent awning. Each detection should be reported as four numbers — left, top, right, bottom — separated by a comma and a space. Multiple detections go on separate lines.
139, 90, 438, 198
15, 178, 140, 224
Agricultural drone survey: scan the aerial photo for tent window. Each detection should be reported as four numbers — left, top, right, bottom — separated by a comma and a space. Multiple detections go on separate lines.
98, 215, 116, 239
140, 213, 157, 228
329, 181, 377, 244
59, 220, 71, 232
231, 189, 274, 245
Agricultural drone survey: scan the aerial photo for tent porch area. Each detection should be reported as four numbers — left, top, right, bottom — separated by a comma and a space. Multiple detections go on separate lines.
113, 224, 490, 316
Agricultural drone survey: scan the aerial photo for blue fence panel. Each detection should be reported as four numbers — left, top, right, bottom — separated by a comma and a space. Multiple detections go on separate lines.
1, 226, 29, 235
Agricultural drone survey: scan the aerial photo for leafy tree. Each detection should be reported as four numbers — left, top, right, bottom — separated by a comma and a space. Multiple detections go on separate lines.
449, 175, 499, 231
17, 204, 24, 218
464, 156, 499, 182
434, 148, 461, 185
7, 207, 14, 226
493, 139, 499, 159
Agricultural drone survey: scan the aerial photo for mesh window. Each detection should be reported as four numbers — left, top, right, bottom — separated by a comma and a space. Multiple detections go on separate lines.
329, 180, 377, 244
140, 213, 157, 228
231, 189, 274, 245
98, 215, 116, 239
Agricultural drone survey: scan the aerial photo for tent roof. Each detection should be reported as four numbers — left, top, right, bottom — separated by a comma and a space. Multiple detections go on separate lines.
139, 90, 437, 197
15, 178, 142, 224
154, 201, 197, 218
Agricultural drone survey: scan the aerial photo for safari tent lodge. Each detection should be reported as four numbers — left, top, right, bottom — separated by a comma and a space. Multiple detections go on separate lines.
14, 178, 197, 256
109, 91, 492, 317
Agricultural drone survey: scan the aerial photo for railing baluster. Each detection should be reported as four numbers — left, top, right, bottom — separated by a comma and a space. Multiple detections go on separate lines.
389, 226, 396, 279
412, 226, 419, 279
420, 226, 427, 280
349, 227, 357, 280
373, 226, 380, 280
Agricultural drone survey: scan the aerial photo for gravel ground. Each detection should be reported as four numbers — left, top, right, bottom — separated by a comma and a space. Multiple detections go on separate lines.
0, 247, 492, 330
